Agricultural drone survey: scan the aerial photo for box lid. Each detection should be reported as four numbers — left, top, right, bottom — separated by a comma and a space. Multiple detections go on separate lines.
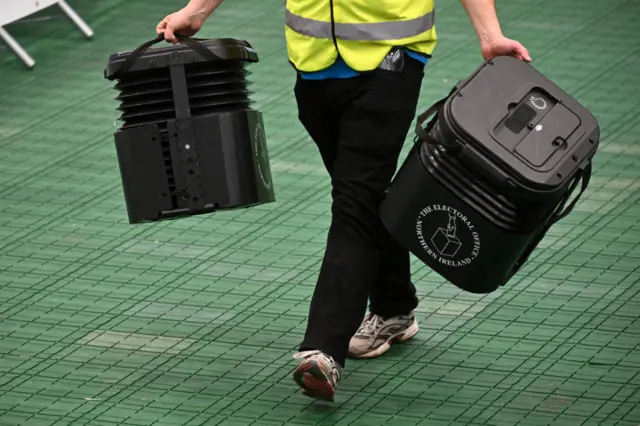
444, 56, 599, 191
105, 37, 258, 80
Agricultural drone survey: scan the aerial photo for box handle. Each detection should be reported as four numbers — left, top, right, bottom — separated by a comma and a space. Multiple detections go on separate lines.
109, 33, 221, 79
414, 87, 459, 151
508, 161, 593, 279
549, 162, 592, 224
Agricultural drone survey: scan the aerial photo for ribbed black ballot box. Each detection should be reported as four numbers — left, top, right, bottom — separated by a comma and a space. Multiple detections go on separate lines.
381, 56, 600, 294
104, 35, 274, 224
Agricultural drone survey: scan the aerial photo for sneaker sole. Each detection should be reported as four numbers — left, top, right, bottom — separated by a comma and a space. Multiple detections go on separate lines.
293, 360, 335, 402
348, 320, 419, 359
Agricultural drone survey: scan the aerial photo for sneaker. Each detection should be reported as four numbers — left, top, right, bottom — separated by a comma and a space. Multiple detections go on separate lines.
348, 312, 419, 358
292, 350, 342, 402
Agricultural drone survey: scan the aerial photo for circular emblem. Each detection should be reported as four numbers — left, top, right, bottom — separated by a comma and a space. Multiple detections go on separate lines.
415, 204, 481, 268
254, 123, 271, 190
529, 96, 547, 110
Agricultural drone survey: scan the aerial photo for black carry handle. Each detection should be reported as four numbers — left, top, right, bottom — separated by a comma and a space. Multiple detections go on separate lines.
508, 161, 592, 281
414, 97, 446, 141
550, 161, 592, 224
110, 33, 221, 79
414, 86, 460, 150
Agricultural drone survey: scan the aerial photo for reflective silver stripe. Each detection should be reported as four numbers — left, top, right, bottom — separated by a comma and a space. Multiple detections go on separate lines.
285, 9, 435, 41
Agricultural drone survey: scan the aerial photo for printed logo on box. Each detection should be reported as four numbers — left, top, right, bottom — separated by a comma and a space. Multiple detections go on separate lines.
416, 204, 480, 267
254, 122, 271, 190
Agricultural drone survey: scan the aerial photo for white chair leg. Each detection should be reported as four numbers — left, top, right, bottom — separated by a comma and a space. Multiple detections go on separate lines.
0, 26, 35, 69
57, 0, 94, 39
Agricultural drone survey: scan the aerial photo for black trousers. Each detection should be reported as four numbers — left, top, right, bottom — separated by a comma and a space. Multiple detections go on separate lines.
295, 55, 424, 366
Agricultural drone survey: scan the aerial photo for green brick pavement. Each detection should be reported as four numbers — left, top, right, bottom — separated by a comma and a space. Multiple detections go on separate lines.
0, 0, 639, 425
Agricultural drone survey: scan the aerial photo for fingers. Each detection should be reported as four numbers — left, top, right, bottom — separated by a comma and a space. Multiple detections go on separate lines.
156, 19, 167, 34
156, 15, 178, 44
164, 26, 178, 44
514, 42, 532, 62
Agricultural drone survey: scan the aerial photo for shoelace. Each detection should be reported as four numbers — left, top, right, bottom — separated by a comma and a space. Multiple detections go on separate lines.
293, 349, 323, 360
360, 313, 385, 335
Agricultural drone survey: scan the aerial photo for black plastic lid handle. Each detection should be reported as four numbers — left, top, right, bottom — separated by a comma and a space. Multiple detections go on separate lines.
107, 33, 221, 79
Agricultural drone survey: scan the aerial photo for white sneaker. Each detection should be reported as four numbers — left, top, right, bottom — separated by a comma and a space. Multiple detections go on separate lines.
292, 350, 342, 402
348, 312, 419, 358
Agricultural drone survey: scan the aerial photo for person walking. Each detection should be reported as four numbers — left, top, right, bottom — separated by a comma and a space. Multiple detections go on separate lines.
157, 0, 531, 402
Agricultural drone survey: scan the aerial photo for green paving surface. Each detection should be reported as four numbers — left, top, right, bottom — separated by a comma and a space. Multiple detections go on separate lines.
0, 0, 639, 425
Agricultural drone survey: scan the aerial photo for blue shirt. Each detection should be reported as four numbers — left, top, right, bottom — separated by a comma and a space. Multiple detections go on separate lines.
299, 48, 428, 80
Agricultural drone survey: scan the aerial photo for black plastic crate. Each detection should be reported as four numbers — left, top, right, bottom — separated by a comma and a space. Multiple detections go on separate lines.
104, 35, 275, 223
381, 56, 600, 293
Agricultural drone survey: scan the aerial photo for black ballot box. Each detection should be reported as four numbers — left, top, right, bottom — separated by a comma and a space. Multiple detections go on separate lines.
380, 56, 600, 294
104, 34, 275, 224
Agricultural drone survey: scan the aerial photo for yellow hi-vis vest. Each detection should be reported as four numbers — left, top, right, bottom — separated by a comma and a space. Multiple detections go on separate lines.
285, 0, 437, 73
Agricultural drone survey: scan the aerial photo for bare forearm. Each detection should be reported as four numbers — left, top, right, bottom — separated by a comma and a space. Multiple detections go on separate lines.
185, 0, 224, 16
459, 0, 503, 44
